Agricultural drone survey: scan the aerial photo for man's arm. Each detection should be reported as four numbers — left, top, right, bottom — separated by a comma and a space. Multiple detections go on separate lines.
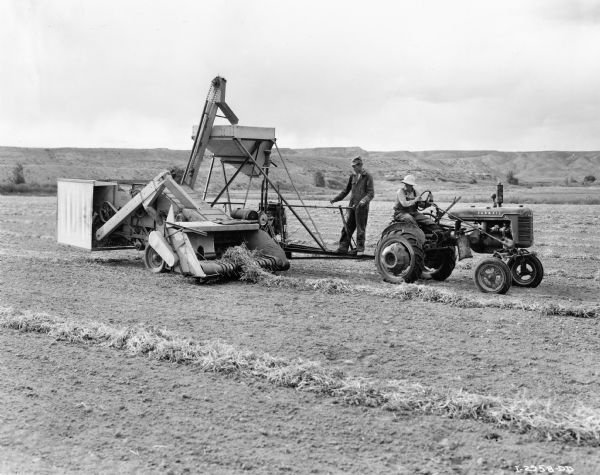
396, 186, 418, 208
330, 175, 352, 203
359, 173, 375, 205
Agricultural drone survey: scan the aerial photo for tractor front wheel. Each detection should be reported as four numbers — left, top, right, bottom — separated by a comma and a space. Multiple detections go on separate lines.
508, 254, 544, 287
143, 246, 168, 273
473, 258, 512, 294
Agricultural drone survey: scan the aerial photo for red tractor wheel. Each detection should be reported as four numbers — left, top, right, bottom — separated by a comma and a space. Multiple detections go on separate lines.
508, 254, 544, 288
473, 258, 512, 294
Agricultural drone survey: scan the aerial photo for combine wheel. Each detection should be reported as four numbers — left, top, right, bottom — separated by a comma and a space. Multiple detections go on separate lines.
375, 226, 425, 284
473, 258, 512, 294
143, 246, 168, 273
422, 248, 456, 281
508, 254, 544, 287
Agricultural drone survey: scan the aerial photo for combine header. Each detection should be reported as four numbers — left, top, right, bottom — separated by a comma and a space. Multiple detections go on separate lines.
57, 76, 367, 279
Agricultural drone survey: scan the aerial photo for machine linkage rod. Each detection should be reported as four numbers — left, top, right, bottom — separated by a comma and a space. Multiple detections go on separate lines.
232, 138, 328, 253
210, 154, 252, 207
338, 206, 357, 250
221, 160, 233, 213
273, 142, 326, 248
290, 255, 372, 260
285, 204, 353, 210
202, 155, 216, 201
243, 172, 255, 208
443, 207, 514, 247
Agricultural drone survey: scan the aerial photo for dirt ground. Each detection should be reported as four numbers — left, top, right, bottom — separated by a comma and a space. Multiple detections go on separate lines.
1, 195, 599, 474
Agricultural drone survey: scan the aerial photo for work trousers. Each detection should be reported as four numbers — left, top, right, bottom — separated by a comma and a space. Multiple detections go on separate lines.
394, 210, 435, 230
338, 204, 369, 252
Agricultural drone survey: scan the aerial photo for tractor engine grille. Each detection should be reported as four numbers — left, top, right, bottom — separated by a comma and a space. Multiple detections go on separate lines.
517, 215, 533, 245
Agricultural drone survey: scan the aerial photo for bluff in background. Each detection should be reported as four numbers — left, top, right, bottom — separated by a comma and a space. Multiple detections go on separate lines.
1, 146, 599, 196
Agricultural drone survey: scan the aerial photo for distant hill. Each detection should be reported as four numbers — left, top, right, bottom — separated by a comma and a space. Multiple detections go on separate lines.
277, 147, 600, 186
1, 146, 599, 197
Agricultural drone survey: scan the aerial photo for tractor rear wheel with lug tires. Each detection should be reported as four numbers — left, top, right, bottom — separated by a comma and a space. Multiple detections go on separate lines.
422, 247, 456, 281
473, 258, 512, 294
143, 246, 168, 273
375, 225, 425, 284
508, 254, 544, 287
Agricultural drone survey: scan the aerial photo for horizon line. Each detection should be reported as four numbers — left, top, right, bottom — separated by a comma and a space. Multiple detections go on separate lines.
1, 145, 599, 154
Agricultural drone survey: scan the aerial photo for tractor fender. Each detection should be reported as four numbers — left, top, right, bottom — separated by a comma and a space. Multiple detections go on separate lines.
380, 222, 426, 246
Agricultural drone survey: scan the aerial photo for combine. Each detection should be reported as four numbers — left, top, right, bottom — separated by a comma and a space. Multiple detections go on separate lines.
56, 76, 368, 280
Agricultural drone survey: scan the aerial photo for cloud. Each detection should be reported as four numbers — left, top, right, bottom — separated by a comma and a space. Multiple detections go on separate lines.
1, 0, 600, 150
535, 0, 600, 24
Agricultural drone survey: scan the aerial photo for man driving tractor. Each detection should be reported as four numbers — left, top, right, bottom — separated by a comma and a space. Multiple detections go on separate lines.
394, 174, 436, 231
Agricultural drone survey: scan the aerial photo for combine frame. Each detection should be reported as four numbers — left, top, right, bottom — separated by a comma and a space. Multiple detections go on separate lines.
187, 77, 372, 260
57, 76, 369, 280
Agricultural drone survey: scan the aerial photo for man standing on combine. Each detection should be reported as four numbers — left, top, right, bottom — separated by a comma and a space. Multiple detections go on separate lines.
330, 156, 374, 256
394, 174, 435, 229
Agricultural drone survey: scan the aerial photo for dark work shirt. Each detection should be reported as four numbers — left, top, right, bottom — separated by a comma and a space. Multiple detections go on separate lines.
332, 169, 375, 207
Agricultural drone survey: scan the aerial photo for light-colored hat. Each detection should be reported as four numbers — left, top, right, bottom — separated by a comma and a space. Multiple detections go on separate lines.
402, 174, 417, 187
351, 156, 363, 166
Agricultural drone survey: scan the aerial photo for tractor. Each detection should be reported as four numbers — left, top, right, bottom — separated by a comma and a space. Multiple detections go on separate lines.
374, 183, 543, 294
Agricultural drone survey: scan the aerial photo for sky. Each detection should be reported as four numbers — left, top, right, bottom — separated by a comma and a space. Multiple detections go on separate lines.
1, 0, 600, 151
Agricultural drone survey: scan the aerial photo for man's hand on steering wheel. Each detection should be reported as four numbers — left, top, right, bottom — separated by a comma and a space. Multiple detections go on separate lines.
416, 190, 434, 210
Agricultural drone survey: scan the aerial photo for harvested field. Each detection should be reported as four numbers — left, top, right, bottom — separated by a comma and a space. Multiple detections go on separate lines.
1, 194, 599, 474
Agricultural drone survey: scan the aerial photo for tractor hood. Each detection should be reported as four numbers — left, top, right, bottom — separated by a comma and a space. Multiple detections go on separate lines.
451, 206, 532, 220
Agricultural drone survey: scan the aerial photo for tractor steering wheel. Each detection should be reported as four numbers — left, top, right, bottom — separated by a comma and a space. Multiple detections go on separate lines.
417, 191, 434, 210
